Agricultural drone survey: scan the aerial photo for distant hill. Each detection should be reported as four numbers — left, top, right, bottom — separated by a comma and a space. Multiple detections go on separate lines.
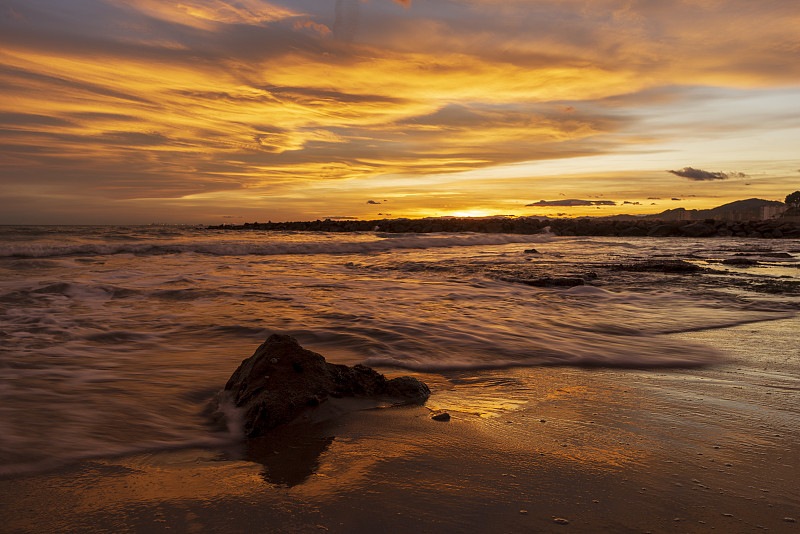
643, 198, 786, 222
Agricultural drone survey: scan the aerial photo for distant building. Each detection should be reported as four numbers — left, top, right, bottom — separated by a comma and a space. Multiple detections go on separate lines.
762, 204, 786, 220
648, 199, 786, 222
713, 201, 786, 221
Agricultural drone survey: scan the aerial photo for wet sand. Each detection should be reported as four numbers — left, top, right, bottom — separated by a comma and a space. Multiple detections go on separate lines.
2, 317, 799, 534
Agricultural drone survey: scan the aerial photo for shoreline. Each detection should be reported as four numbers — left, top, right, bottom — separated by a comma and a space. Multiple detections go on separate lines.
2, 316, 798, 534
208, 217, 800, 240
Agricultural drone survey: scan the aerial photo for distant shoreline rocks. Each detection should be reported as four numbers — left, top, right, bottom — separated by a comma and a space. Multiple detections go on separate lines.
208, 217, 800, 239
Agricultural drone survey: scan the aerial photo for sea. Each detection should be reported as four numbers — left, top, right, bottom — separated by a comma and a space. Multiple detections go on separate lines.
1, 224, 798, 477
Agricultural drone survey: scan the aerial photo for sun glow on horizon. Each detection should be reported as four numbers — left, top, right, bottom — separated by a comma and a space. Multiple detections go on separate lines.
448, 210, 497, 218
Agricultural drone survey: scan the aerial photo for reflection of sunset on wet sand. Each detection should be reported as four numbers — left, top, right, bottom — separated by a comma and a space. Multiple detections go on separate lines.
3, 328, 798, 533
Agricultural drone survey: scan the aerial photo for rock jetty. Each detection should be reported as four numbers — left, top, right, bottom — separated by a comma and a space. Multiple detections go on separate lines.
220, 334, 430, 437
209, 217, 800, 239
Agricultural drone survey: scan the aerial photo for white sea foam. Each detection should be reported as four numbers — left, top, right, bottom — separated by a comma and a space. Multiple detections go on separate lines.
0, 232, 553, 258
562, 286, 614, 297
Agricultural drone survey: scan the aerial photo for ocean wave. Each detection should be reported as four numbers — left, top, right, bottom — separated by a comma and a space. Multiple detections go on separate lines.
1, 282, 141, 303
363, 335, 725, 371
0, 233, 553, 259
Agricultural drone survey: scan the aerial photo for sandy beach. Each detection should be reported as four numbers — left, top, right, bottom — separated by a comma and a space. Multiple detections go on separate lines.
2, 315, 798, 534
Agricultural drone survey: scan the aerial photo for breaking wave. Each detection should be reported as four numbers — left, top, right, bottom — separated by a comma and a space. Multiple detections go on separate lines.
0, 232, 553, 259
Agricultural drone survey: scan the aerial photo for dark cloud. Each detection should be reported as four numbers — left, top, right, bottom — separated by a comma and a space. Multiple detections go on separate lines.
366, 200, 380, 204
68, 111, 138, 122
334, 0, 362, 42
176, 86, 409, 107
526, 199, 617, 207
0, 0, 331, 66
403, 102, 620, 133
0, 112, 74, 127
98, 131, 172, 147
667, 167, 728, 181
0, 64, 153, 104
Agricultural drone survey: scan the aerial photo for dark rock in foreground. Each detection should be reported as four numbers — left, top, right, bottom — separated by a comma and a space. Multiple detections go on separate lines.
222, 334, 430, 437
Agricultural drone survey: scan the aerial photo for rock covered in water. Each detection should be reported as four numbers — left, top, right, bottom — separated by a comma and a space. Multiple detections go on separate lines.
721, 258, 759, 266
222, 334, 430, 437
502, 275, 588, 288
519, 276, 585, 287
612, 259, 704, 273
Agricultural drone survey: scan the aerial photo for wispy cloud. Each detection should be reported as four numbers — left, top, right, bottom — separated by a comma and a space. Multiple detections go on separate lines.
667, 167, 729, 181
526, 199, 617, 207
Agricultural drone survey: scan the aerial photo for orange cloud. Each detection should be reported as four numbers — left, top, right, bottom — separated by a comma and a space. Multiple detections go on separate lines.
293, 20, 332, 36
111, 0, 299, 29
0, 0, 798, 222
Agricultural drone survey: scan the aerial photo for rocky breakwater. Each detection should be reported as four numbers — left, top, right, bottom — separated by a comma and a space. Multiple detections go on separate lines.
546, 218, 800, 238
209, 216, 800, 238
218, 334, 430, 437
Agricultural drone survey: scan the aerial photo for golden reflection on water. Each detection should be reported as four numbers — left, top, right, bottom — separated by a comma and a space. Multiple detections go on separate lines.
424, 391, 529, 418
399, 369, 656, 470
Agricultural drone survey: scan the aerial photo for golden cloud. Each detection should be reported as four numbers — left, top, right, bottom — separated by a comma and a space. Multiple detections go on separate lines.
1, 0, 799, 222
111, 0, 300, 29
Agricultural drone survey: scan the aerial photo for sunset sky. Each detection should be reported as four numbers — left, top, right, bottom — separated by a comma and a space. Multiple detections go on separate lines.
1, 0, 799, 224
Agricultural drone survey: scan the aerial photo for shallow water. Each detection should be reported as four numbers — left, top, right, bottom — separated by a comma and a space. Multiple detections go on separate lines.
1, 225, 798, 476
